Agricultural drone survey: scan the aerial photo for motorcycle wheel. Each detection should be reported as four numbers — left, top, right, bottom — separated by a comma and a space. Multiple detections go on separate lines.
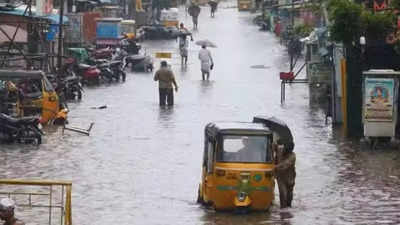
77, 90, 82, 100
36, 134, 42, 145
29, 126, 42, 145
122, 71, 126, 82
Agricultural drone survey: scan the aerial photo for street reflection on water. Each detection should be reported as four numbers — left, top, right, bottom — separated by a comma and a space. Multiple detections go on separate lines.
1, 1, 400, 224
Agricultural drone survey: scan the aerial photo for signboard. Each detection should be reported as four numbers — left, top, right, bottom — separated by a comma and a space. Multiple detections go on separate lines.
96, 22, 121, 39
155, 52, 172, 58
46, 24, 58, 41
364, 78, 394, 122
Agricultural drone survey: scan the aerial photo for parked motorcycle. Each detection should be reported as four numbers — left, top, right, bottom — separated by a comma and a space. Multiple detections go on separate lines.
65, 58, 101, 85
60, 75, 83, 100
0, 113, 43, 144
109, 60, 126, 82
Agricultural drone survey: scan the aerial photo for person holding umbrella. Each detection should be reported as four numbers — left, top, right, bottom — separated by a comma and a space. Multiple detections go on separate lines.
188, 3, 201, 29
196, 40, 216, 80
208, 0, 218, 17
198, 45, 214, 81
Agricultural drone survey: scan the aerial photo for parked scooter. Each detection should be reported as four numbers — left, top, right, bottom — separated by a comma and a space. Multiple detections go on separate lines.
0, 113, 43, 144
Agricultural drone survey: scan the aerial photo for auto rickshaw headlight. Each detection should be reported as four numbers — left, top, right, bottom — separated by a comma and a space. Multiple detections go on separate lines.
49, 96, 57, 102
238, 192, 247, 202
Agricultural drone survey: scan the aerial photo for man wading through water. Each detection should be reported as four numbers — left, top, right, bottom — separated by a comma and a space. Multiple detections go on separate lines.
154, 61, 178, 106
198, 45, 214, 80
274, 140, 296, 208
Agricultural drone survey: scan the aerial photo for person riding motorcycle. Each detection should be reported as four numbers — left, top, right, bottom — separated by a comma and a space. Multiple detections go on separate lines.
121, 34, 141, 55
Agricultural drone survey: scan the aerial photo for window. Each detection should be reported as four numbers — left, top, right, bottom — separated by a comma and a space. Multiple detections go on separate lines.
219, 135, 270, 163
207, 141, 214, 173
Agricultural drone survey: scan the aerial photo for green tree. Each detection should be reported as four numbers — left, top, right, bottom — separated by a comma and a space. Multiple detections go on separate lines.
328, 0, 364, 45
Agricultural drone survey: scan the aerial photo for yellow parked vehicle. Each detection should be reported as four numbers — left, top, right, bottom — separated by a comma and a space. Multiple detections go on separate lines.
197, 116, 293, 211
121, 20, 136, 39
0, 70, 67, 125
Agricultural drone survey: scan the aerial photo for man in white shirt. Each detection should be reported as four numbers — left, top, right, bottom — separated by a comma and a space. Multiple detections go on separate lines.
198, 45, 214, 80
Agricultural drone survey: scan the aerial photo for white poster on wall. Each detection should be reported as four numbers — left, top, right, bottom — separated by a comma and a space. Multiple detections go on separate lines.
36, 0, 53, 16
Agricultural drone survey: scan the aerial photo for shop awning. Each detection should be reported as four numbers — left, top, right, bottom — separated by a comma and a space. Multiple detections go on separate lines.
0, 5, 69, 25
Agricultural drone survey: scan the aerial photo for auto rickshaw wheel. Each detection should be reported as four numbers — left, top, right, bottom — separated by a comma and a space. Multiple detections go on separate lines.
197, 187, 204, 204
77, 90, 82, 100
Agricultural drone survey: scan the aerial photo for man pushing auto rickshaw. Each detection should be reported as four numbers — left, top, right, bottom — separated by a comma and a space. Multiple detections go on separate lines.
274, 139, 296, 208
252, 116, 296, 209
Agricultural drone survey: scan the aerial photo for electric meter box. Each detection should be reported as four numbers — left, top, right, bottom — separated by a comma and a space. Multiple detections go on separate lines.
362, 69, 400, 138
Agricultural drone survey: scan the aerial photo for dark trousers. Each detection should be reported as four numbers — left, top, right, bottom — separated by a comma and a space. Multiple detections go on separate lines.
159, 88, 174, 106
277, 177, 295, 208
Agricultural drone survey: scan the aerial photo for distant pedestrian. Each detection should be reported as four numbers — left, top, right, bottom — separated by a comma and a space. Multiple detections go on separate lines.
188, 4, 201, 29
178, 23, 193, 66
0, 198, 25, 225
208, 0, 218, 17
179, 36, 189, 65
154, 61, 179, 106
198, 45, 214, 80
274, 140, 296, 208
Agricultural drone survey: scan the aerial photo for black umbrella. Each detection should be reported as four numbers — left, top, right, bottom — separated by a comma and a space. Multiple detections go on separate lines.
208, 0, 218, 8
253, 115, 294, 148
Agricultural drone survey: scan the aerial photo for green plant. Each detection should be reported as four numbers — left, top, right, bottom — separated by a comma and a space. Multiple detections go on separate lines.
362, 11, 395, 41
294, 24, 314, 37
328, 0, 364, 44
391, 0, 400, 10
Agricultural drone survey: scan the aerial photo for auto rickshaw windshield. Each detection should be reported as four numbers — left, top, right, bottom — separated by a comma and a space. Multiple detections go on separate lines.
219, 135, 271, 163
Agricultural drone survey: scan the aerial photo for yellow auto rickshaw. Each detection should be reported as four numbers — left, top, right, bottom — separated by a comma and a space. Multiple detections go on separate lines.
197, 116, 294, 211
0, 70, 67, 125
121, 20, 136, 40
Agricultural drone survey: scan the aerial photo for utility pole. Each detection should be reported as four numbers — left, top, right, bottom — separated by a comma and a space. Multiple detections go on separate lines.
57, 0, 65, 70
289, 0, 294, 71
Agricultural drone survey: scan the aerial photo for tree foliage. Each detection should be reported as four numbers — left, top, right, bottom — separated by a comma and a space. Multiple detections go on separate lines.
328, 0, 395, 44
328, 0, 364, 44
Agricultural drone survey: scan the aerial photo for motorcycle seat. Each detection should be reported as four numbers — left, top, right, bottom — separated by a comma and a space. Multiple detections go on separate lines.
110, 61, 122, 66
127, 55, 146, 61
98, 63, 110, 68
95, 59, 108, 64
78, 64, 93, 70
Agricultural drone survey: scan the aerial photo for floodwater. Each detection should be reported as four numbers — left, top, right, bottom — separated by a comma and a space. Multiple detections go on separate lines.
2, 1, 400, 224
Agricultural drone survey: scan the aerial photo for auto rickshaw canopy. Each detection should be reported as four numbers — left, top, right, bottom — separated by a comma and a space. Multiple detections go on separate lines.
0, 70, 44, 80
206, 121, 271, 137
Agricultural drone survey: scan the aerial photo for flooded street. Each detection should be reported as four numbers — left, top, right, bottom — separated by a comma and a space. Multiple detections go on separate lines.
2, 1, 400, 224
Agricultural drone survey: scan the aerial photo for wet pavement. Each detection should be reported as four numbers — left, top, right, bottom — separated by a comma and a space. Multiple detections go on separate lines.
2, 1, 400, 224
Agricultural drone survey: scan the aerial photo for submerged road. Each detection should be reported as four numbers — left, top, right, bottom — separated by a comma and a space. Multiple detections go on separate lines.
1, 1, 400, 224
